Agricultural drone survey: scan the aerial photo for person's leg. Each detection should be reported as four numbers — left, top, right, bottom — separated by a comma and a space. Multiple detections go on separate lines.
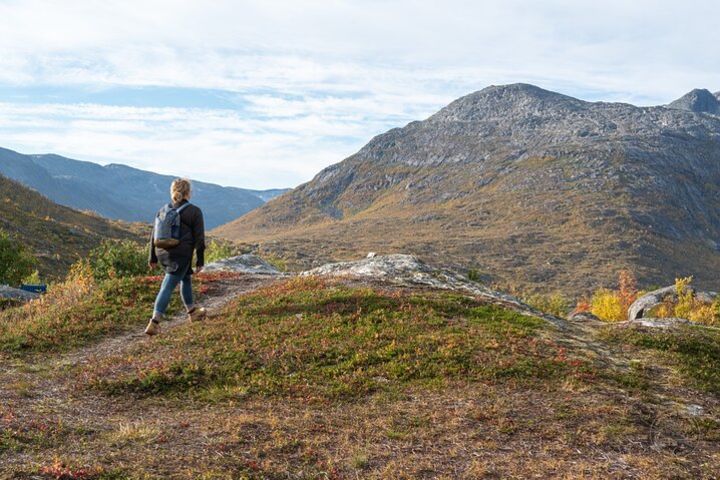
179, 269, 193, 309
181, 269, 207, 321
153, 271, 182, 318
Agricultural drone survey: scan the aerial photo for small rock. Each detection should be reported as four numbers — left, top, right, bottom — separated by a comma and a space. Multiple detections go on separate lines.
567, 311, 600, 322
686, 404, 704, 416
635, 317, 691, 329
366, 252, 377, 259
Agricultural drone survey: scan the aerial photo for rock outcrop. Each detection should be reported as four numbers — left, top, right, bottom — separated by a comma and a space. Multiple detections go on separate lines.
302, 254, 566, 328
202, 254, 281, 275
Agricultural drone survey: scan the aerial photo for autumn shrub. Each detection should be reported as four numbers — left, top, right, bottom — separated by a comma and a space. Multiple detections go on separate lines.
573, 298, 592, 314
591, 288, 625, 322
86, 239, 147, 281
0, 229, 36, 286
524, 293, 571, 317
647, 276, 719, 325
674, 276, 695, 320
204, 239, 241, 264
617, 269, 638, 312
588, 270, 639, 322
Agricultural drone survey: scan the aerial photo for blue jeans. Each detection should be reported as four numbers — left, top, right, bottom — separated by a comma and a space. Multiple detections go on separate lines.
153, 263, 193, 317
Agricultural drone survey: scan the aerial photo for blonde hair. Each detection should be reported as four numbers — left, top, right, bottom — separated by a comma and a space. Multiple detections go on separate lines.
171, 178, 192, 204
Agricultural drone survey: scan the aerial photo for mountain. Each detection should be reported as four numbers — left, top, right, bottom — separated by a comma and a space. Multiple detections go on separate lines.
668, 88, 720, 114
215, 83, 720, 294
0, 148, 290, 229
0, 174, 142, 279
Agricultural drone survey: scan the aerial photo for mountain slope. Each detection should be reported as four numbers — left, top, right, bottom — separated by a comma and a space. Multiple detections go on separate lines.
0, 148, 289, 229
0, 174, 142, 279
215, 83, 720, 293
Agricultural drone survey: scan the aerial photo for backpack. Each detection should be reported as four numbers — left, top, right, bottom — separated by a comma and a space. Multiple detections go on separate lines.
153, 203, 191, 249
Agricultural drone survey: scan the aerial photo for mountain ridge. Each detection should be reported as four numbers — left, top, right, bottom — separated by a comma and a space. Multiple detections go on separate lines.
0, 173, 142, 279
0, 147, 290, 228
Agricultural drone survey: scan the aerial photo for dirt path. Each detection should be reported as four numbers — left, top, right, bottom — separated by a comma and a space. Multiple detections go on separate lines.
60, 273, 276, 369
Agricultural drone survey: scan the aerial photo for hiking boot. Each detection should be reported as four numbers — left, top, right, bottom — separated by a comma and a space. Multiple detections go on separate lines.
187, 306, 207, 322
144, 317, 161, 336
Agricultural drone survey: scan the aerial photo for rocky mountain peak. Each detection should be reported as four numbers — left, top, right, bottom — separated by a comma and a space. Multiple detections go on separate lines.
431, 83, 585, 122
668, 88, 720, 114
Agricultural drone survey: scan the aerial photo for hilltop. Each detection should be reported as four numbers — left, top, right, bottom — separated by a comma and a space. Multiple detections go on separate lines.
0, 147, 289, 229
0, 174, 143, 279
1, 255, 719, 478
215, 83, 720, 294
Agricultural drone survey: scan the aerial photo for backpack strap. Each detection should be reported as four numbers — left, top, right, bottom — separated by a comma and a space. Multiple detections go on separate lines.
176, 202, 191, 214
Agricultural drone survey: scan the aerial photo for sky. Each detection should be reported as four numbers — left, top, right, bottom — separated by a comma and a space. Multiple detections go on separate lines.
1, 1, 719, 189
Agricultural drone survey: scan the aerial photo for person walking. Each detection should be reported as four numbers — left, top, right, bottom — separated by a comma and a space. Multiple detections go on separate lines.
145, 178, 206, 335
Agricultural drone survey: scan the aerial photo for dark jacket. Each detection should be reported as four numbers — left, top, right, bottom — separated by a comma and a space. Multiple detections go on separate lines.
149, 200, 205, 274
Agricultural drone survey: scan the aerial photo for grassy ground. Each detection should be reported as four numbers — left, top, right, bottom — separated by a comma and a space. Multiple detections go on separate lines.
86, 277, 585, 401
0, 275, 182, 357
1, 275, 719, 479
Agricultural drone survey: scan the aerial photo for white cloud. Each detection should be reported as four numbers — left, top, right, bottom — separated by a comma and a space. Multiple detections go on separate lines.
0, 0, 720, 188
0, 101, 399, 188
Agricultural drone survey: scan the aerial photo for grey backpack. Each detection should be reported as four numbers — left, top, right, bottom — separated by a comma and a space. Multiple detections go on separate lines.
153, 203, 191, 249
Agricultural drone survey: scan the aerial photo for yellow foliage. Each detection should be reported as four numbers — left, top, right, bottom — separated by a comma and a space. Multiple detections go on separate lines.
687, 303, 718, 325
647, 276, 718, 325
674, 276, 695, 320
590, 289, 626, 322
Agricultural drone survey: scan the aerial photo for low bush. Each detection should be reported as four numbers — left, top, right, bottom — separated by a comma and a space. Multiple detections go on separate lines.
0, 229, 36, 286
591, 289, 625, 322
523, 293, 571, 317
647, 276, 719, 325
85, 239, 148, 281
204, 239, 241, 265
590, 270, 639, 322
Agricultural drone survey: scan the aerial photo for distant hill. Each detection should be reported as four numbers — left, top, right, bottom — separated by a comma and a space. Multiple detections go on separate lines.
215, 83, 720, 294
0, 174, 143, 279
0, 147, 290, 229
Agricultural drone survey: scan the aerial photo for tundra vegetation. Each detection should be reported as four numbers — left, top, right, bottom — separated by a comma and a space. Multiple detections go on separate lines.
1, 247, 719, 478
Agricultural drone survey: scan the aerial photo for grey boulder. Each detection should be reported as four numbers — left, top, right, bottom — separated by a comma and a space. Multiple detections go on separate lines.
627, 285, 717, 321
0, 285, 39, 302
202, 254, 280, 275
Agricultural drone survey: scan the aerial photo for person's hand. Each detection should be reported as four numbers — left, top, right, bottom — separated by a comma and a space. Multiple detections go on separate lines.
148, 262, 157, 270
